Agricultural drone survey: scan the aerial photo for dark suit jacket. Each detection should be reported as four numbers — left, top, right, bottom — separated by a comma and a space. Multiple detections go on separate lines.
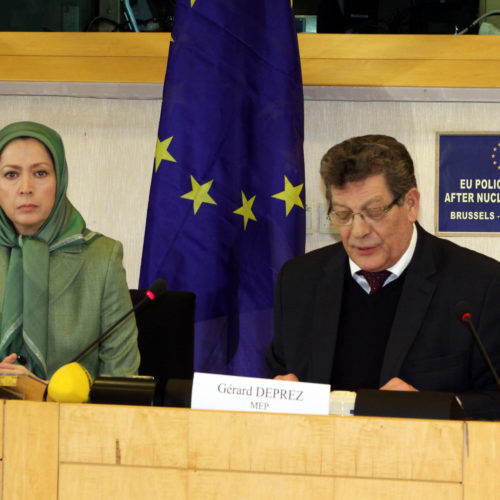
266, 224, 500, 419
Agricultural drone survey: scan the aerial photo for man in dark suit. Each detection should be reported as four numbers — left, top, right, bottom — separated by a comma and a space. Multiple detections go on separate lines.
266, 135, 500, 419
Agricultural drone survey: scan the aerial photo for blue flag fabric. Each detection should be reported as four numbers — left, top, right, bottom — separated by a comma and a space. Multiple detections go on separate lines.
140, 0, 305, 377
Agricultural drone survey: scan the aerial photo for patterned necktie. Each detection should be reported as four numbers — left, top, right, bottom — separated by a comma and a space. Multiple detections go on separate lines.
358, 270, 391, 294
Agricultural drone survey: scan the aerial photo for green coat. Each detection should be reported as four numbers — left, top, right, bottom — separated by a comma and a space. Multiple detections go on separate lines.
0, 234, 140, 379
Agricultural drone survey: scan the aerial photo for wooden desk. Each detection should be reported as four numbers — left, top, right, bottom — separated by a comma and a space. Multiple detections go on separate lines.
1, 400, 498, 499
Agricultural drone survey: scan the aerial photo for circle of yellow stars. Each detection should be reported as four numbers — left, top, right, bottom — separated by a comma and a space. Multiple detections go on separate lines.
155, 136, 304, 230
155, 0, 301, 228
493, 143, 499, 170
180, 174, 303, 229
179, 174, 303, 229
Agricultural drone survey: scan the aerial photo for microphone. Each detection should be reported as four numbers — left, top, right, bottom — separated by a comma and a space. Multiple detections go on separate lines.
47, 279, 167, 403
455, 300, 500, 392
46, 362, 92, 403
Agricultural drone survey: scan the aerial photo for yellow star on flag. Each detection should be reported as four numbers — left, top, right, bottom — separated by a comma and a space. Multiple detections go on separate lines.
155, 136, 176, 172
272, 175, 304, 215
181, 175, 217, 214
191, 0, 196, 6
234, 191, 257, 230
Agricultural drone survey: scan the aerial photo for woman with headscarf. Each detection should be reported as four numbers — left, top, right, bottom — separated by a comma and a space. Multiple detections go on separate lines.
0, 121, 140, 383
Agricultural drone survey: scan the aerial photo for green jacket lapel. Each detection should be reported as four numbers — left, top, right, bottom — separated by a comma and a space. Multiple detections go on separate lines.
48, 247, 84, 304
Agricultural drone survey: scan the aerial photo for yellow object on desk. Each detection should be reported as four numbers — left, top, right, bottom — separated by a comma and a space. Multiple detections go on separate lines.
47, 362, 92, 403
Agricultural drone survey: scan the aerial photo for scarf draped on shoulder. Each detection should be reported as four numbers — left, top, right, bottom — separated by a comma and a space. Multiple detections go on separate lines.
0, 121, 97, 378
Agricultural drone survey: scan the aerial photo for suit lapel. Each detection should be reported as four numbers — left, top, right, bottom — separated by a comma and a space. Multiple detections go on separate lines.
49, 247, 84, 304
307, 248, 346, 383
379, 226, 437, 385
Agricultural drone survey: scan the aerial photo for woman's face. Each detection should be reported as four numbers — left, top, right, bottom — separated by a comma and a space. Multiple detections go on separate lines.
0, 138, 57, 235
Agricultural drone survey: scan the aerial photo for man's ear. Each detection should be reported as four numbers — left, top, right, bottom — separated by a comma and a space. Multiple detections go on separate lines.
406, 188, 420, 222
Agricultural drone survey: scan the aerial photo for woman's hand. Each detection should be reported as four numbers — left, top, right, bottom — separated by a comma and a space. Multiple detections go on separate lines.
0, 353, 49, 401
0, 352, 32, 377
1, 353, 19, 364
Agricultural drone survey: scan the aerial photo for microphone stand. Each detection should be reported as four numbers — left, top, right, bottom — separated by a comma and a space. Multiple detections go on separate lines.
71, 279, 167, 363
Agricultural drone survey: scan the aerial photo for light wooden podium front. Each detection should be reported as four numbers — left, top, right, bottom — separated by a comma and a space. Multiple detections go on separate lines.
0, 400, 498, 500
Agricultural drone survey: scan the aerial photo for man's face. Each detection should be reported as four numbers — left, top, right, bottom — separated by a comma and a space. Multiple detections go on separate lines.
330, 173, 420, 272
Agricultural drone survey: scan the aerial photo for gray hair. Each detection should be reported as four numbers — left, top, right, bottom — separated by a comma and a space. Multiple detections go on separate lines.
320, 135, 417, 211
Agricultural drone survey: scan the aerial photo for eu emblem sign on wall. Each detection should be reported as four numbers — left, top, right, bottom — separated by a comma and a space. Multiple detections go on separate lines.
437, 133, 500, 235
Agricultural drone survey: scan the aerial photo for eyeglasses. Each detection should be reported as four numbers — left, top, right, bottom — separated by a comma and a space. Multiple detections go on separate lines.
328, 197, 401, 226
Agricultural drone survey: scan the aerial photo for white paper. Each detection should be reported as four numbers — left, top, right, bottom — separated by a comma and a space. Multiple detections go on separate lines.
191, 372, 330, 415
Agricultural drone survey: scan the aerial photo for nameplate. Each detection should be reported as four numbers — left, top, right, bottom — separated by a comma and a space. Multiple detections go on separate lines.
191, 372, 330, 415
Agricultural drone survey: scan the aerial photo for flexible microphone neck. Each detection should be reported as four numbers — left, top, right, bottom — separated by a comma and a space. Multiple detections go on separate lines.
71, 279, 167, 364
455, 301, 500, 392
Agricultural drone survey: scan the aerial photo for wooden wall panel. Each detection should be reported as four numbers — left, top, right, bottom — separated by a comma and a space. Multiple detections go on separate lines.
0, 401, 2, 500
330, 416, 463, 482
59, 464, 187, 500
297, 34, 500, 60
57, 466, 462, 500
300, 59, 500, 88
188, 411, 463, 482
188, 410, 336, 475
188, 470, 336, 499
463, 421, 500, 499
298, 34, 500, 88
188, 470, 461, 500
0, 33, 169, 84
0, 32, 169, 57
59, 404, 189, 467
0, 402, 3, 495
0, 401, 3, 459
3, 401, 59, 500
0, 33, 499, 87
330, 476, 462, 500
0, 56, 166, 84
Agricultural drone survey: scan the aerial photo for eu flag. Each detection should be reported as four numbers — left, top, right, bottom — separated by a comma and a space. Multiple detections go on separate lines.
140, 0, 305, 377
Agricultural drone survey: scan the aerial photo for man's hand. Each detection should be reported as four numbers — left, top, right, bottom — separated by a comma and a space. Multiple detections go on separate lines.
379, 377, 418, 391
274, 373, 299, 382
